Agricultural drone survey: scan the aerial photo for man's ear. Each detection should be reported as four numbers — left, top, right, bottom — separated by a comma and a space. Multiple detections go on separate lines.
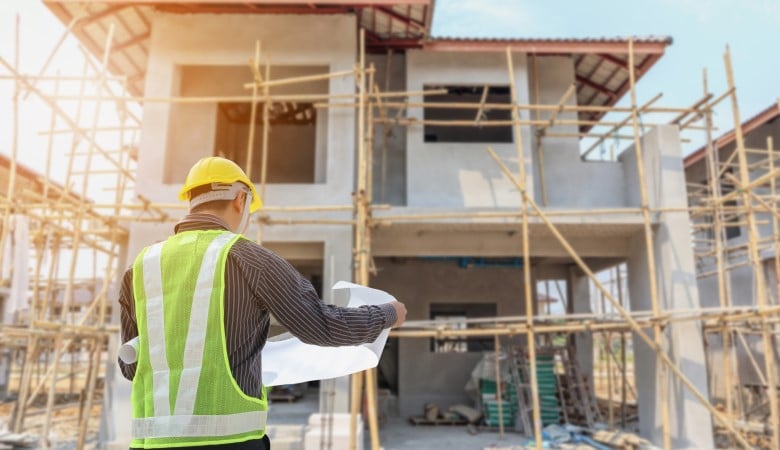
232, 192, 245, 213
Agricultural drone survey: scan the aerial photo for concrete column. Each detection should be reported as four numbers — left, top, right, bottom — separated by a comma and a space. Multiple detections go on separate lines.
623, 126, 714, 448
567, 267, 593, 378
320, 231, 354, 414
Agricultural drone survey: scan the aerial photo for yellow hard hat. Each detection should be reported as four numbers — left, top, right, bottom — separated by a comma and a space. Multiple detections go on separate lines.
179, 157, 263, 212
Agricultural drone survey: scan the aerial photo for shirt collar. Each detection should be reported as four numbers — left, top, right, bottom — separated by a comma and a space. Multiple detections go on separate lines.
174, 213, 231, 234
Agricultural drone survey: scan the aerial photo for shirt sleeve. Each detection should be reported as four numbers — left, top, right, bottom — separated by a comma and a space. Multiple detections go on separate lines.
118, 267, 138, 381
233, 239, 396, 347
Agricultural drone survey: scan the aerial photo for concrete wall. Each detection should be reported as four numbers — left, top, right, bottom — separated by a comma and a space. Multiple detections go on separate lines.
138, 13, 356, 207
624, 126, 714, 448
370, 258, 527, 417
531, 57, 626, 208
405, 50, 534, 208
369, 53, 407, 206
567, 267, 593, 375
401, 53, 628, 210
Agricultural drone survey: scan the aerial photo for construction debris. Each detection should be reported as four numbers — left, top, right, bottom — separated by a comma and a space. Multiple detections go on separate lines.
0, 432, 37, 449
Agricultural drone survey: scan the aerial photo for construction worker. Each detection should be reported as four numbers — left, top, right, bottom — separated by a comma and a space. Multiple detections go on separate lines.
118, 156, 407, 450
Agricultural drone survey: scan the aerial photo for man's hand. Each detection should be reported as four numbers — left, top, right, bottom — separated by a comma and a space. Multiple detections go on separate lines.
390, 300, 407, 328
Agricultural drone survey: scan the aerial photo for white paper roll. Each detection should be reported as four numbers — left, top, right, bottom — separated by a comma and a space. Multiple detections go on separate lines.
261, 281, 393, 387
119, 336, 140, 364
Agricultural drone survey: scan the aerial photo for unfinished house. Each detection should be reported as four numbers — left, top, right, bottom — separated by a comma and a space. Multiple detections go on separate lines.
2, 1, 771, 449
685, 102, 780, 432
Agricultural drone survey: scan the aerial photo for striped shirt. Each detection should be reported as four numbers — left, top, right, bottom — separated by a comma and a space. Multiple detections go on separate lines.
118, 213, 396, 399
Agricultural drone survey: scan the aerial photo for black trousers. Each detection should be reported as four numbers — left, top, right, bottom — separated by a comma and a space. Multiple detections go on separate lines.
132, 435, 270, 450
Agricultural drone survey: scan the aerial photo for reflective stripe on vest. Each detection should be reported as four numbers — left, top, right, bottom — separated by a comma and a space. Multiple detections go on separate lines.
132, 411, 268, 439
132, 232, 267, 439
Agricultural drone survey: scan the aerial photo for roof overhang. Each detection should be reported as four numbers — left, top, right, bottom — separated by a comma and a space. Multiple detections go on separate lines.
42, 1, 433, 95
685, 102, 780, 169
423, 37, 671, 133
41, 2, 670, 134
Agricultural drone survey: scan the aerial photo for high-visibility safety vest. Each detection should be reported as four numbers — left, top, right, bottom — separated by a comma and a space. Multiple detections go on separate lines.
130, 230, 268, 449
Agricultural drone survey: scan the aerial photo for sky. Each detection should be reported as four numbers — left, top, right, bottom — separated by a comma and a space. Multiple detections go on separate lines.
1, 0, 779, 171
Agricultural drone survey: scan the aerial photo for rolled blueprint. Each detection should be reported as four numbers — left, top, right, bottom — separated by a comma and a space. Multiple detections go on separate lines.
119, 336, 140, 364
261, 281, 393, 386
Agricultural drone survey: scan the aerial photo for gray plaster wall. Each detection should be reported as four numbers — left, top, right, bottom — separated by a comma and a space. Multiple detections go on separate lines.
368, 52, 407, 206
404, 50, 534, 208
369, 258, 527, 418
698, 262, 780, 395
624, 126, 714, 447
567, 268, 593, 376
531, 57, 625, 208
138, 13, 356, 207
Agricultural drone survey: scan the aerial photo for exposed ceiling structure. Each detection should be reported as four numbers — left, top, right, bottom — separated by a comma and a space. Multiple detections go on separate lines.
42, 1, 671, 131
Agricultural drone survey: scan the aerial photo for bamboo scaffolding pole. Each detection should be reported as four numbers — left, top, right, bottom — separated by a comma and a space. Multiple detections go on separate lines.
245, 41, 262, 179
319, 99, 707, 115
75, 26, 116, 449
474, 84, 489, 124
669, 93, 713, 126
76, 337, 102, 449
3, 41, 134, 443
242, 68, 360, 90
256, 55, 272, 244
582, 92, 663, 159
11, 336, 40, 431
365, 66, 376, 275
534, 74, 576, 205
0, 59, 136, 182
40, 70, 64, 449
494, 335, 505, 439
531, 58, 546, 207
0, 14, 21, 281
769, 136, 780, 307
61, 24, 113, 322
0, 75, 126, 82
48, 88, 447, 104
504, 47, 542, 449
724, 45, 780, 448
38, 126, 140, 135
350, 28, 372, 450
396, 303, 780, 330
374, 82, 392, 204
702, 67, 738, 428
745, 147, 780, 156
371, 116, 682, 129
735, 329, 768, 387
484, 146, 754, 448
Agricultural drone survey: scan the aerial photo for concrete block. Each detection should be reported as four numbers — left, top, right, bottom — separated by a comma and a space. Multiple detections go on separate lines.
304, 413, 362, 450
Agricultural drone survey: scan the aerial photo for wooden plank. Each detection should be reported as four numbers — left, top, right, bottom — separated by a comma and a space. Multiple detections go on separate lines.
408, 416, 468, 426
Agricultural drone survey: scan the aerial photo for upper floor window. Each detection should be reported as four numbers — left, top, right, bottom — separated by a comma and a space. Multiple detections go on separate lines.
165, 64, 327, 184
423, 85, 513, 143
215, 100, 318, 183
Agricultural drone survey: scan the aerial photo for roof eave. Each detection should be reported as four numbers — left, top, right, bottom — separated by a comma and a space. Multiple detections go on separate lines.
422, 38, 671, 54
685, 102, 780, 169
